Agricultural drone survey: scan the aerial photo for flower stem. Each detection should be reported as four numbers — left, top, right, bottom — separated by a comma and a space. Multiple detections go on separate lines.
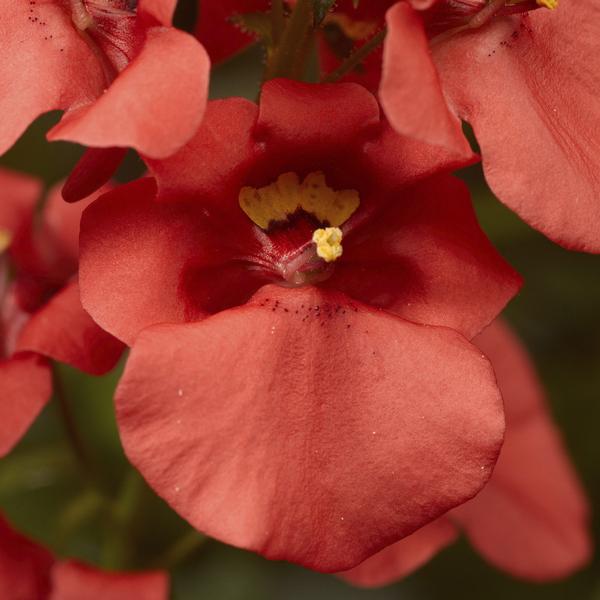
270, 0, 285, 45
152, 529, 208, 569
266, 0, 313, 79
321, 27, 387, 83
52, 365, 98, 486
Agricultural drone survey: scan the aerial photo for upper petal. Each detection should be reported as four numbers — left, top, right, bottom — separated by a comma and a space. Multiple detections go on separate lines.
436, 2, 600, 251
116, 285, 504, 571
0, 0, 105, 155
451, 320, 592, 580
48, 27, 210, 159
327, 175, 521, 339
50, 561, 168, 600
380, 3, 472, 157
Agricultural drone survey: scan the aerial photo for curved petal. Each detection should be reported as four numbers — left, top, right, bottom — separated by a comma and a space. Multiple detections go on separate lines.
61, 148, 127, 203
0, 0, 105, 155
116, 285, 504, 571
0, 354, 51, 457
49, 27, 210, 159
257, 79, 380, 155
338, 518, 457, 587
436, 3, 600, 251
0, 516, 54, 599
16, 281, 124, 375
0, 169, 41, 236
146, 97, 259, 204
328, 175, 521, 339
450, 320, 592, 580
195, 0, 270, 63
79, 178, 260, 345
138, 0, 177, 26
380, 3, 471, 157
50, 561, 168, 600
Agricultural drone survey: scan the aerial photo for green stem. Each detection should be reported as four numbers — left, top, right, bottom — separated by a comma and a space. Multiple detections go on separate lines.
102, 469, 145, 570
266, 0, 313, 79
52, 365, 98, 485
321, 27, 387, 83
152, 529, 208, 569
270, 0, 285, 45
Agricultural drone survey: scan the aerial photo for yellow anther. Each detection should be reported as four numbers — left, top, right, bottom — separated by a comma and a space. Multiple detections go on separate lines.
536, 0, 558, 9
312, 227, 343, 263
0, 230, 12, 254
323, 13, 378, 40
239, 172, 359, 230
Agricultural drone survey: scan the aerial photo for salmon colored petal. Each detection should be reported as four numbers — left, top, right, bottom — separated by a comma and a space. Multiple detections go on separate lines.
0, 169, 42, 236
138, 0, 177, 26
0, 516, 54, 599
381, 3, 471, 157
339, 518, 457, 587
48, 28, 210, 159
0, 354, 51, 457
146, 98, 259, 203
450, 320, 592, 580
16, 281, 124, 375
50, 561, 168, 600
328, 175, 521, 339
0, 0, 105, 155
257, 79, 380, 154
436, 2, 600, 251
79, 178, 260, 345
116, 285, 504, 572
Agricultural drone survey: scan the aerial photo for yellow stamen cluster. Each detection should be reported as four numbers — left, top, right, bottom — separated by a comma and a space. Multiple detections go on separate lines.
536, 0, 558, 9
312, 227, 343, 263
239, 172, 360, 230
323, 13, 378, 41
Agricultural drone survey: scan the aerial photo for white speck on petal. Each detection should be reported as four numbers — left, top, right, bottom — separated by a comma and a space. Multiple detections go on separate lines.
177, 388, 184, 397
174, 486, 181, 493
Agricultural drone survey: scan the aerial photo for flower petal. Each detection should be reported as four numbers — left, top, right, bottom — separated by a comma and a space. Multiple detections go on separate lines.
0, 0, 105, 155
0, 169, 42, 236
338, 518, 457, 587
451, 320, 592, 580
48, 27, 210, 159
0, 516, 54, 599
16, 281, 124, 375
328, 175, 521, 339
380, 3, 471, 157
0, 354, 51, 457
116, 285, 504, 571
79, 178, 261, 345
50, 561, 168, 600
436, 3, 600, 251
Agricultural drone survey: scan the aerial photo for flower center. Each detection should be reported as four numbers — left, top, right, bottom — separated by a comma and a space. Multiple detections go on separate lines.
239, 171, 359, 231
239, 172, 359, 285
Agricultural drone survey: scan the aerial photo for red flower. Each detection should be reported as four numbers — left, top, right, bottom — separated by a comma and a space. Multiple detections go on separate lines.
382, 0, 600, 251
79, 80, 521, 571
340, 319, 591, 587
1, 0, 209, 198
0, 515, 168, 600
0, 169, 124, 457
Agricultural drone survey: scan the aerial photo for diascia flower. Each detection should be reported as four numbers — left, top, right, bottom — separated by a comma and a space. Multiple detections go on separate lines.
340, 319, 591, 587
0, 169, 123, 457
0, 514, 168, 600
79, 80, 521, 571
1, 0, 209, 200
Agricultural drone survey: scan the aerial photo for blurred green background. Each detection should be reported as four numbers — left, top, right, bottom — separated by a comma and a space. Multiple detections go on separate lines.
0, 40, 598, 600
